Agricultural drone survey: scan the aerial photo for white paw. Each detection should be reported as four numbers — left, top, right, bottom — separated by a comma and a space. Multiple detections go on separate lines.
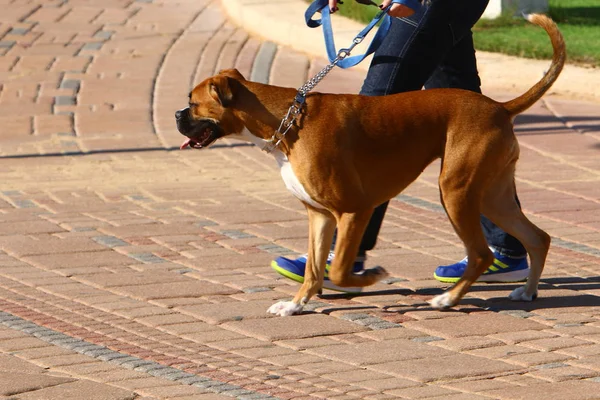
509, 286, 537, 302
267, 301, 304, 316
430, 292, 455, 310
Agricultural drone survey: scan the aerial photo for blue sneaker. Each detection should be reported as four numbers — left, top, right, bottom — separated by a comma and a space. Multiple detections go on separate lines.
271, 252, 364, 293
434, 250, 529, 283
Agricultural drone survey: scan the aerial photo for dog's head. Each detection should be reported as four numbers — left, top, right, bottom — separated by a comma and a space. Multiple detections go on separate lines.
175, 69, 245, 149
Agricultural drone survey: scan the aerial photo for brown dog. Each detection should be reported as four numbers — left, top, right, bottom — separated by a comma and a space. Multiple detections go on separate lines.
176, 14, 565, 316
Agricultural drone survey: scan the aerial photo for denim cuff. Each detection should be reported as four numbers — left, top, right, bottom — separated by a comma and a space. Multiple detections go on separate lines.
489, 245, 527, 259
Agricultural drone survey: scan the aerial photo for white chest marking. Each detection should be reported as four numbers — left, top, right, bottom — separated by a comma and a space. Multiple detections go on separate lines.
230, 129, 326, 210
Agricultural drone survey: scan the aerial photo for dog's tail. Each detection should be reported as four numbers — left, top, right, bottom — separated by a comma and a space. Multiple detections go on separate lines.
502, 14, 566, 116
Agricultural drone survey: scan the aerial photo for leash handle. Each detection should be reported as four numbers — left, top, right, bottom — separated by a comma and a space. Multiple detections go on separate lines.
305, 0, 420, 68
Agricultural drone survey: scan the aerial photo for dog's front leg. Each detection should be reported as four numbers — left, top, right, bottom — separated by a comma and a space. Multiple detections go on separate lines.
268, 205, 336, 316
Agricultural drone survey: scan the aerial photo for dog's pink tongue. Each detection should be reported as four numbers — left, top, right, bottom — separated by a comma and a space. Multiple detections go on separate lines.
180, 138, 192, 150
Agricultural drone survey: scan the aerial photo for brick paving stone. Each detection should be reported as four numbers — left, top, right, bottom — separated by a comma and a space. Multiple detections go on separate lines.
275, 336, 344, 351
111, 281, 239, 300
528, 364, 599, 382
465, 345, 538, 360
52, 361, 120, 376
183, 328, 247, 343
205, 339, 270, 353
487, 329, 560, 344
442, 378, 518, 393
0, 220, 65, 235
136, 384, 209, 398
519, 337, 593, 351
306, 339, 454, 366
403, 313, 546, 338
569, 355, 600, 372
430, 336, 504, 352
224, 314, 367, 341
0, 337, 49, 351
112, 376, 181, 390
99, 224, 207, 239
33, 353, 99, 368
169, 395, 233, 400
13, 346, 76, 360
0, 235, 106, 256
160, 322, 221, 335
554, 324, 600, 337
321, 369, 395, 384
89, 369, 151, 383
385, 384, 461, 398
504, 350, 575, 367
425, 394, 494, 400
290, 360, 365, 376
358, 377, 422, 391
260, 352, 327, 367
16, 379, 137, 400
77, 272, 191, 288
0, 353, 46, 374
136, 313, 199, 327
0, 371, 75, 397
231, 345, 296, 360
355, 327, 430, 341
368, 353, 522, 382
23, 251, 135, 269
483, 380, 600, 400
558, 344, 600, 358
179, 300, 279, 324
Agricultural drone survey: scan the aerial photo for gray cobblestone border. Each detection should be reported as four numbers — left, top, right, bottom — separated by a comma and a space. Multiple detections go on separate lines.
250, 42, 277, 85
0, 311, 280, 400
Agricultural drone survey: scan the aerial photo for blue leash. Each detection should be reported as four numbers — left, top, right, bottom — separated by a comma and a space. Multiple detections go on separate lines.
304, 0, 419, 68
263, 0, 421, 153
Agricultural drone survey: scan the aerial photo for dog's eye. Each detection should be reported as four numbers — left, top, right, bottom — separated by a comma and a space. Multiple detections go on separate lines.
189, 102, 199, 108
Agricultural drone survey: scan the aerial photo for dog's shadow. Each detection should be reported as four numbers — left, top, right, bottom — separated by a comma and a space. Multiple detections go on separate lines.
474, 276, 600, 313
315, 276, 600, 315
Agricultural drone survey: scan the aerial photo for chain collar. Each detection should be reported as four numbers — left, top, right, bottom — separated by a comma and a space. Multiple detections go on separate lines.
262, 94, 305, 153
262, 38, 364, 154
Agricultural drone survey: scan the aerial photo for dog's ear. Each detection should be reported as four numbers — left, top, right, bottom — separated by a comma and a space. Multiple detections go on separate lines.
218, 68, 246, 81
209, 75, 234, 107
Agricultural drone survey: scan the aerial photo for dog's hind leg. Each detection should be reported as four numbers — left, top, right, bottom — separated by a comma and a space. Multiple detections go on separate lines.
327, 210, 389, 288
267, 205, 336, 316
480, 166, 550, 302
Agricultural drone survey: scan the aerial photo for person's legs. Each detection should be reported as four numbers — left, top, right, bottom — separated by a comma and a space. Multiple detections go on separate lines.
349, 0, 492, 255
352, 0, 528, 281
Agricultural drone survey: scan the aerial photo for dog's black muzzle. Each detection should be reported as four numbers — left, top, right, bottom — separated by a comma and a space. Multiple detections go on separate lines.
175, 108, 223, 149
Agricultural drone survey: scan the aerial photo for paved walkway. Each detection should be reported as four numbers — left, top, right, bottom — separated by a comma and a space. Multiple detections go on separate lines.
0, 0, 599, 399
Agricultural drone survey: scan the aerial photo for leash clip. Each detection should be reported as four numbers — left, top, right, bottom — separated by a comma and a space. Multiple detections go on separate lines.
335, 36, 364, 61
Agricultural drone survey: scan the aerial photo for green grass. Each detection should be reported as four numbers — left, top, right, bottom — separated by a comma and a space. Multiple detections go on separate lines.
333, 1, 382, 23
332, 0, 600, 66
474, 0, 600, 66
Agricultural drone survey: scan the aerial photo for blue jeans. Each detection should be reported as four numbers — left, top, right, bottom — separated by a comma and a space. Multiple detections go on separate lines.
334, 0, 527, 258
